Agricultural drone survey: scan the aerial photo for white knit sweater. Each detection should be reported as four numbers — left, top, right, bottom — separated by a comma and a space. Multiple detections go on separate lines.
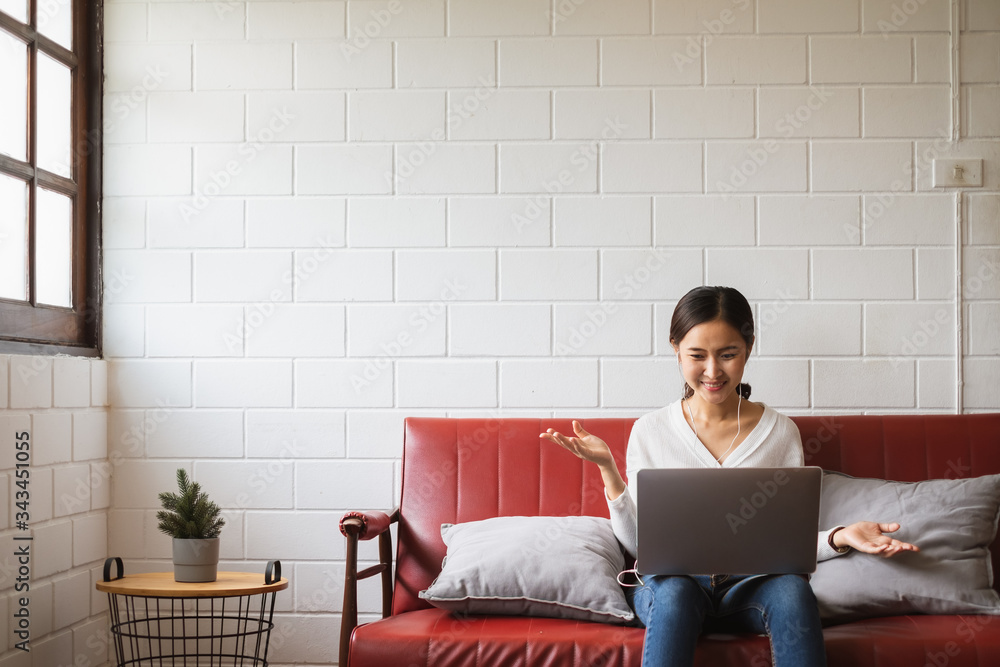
607, 399, 847, 563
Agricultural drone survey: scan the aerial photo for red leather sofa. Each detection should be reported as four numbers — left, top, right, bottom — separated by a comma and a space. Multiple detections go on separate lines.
340, 414, 1000, 666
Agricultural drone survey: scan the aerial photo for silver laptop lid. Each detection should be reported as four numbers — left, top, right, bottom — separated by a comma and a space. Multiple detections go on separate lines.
636, 467, 822, 576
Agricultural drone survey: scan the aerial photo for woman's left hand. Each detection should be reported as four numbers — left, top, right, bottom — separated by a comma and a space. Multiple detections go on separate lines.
833, 522, 920, 557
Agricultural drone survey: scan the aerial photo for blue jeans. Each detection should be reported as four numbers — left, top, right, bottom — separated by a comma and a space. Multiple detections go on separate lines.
626, 573, 827, 667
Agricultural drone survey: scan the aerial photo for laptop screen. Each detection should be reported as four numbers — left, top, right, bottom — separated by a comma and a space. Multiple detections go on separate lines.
636, 467, 822, 575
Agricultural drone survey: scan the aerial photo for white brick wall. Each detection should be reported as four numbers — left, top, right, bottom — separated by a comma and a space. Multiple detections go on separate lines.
602, 38, 703, 85
652, 0, 753, 34
707, 37, 807, 85
759, 0, 859, 33
0, 357, 109, 664
448, 89, 550, 140
553, 304, 652, 355
708, 248, 809, 299
84, 1, 1000, 665
555, 196, 652, 246
605, 142, 703, 192
349, 91, 446, 141
148, 92, 245, 143
812, 141, 912, 191
758, 195, 860, 245
395, 143, 496, 194
706, 141, 808, 192
499, 39, 595, 86
148, 198, 245, 249
655, 88, 754, 139
102, 199, 144, 249
195, 361, 294, 408
347, 197, 446, 247
553, 90, 651, 139
811, 36, 912, 83
656, 196, 755, 245
104, 145, 192, 196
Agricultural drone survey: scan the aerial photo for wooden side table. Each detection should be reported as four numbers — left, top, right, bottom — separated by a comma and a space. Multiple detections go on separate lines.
96, 558, 288, 667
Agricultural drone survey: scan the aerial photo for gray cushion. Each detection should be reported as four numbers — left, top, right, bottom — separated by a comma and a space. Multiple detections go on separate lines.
810, 471, 1000, 623
418, 515, 634, 624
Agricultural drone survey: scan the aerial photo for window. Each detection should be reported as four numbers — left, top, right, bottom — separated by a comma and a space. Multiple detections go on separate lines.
0, 0, 101, 354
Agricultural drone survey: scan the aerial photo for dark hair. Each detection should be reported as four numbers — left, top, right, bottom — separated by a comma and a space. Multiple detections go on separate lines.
669, 286, 754, 400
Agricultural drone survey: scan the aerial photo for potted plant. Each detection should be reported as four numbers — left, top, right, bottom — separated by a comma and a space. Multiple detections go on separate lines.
157, 469, 226, 583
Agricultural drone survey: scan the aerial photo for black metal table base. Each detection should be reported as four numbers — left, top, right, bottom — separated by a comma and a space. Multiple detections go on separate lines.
105, 591, 278, 666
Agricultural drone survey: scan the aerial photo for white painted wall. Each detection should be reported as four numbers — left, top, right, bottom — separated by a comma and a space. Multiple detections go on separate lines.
9, 1, 998, 666
0, 357, 109, 667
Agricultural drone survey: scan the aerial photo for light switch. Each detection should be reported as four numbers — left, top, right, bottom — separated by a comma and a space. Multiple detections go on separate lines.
932, 159, 983, 188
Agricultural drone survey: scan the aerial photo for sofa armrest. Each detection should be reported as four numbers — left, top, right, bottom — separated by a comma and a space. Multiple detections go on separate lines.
340, 510, 393, 541
340, 507, 399, 667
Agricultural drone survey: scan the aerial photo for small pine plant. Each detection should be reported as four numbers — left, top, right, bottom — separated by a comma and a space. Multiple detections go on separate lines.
157, 469, 225, 539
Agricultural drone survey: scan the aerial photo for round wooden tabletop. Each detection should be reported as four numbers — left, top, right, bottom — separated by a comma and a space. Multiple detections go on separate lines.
96, 571, 288, 598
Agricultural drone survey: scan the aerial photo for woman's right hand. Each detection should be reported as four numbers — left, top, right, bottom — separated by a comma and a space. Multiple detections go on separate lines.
540, 421, 615, 470
541, 421, 627, 502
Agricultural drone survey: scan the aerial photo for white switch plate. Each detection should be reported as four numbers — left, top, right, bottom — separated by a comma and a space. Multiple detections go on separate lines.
932, 159, 983, 188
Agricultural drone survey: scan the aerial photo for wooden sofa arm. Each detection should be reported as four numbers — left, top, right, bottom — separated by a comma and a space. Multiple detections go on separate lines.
339, 508, 399, 667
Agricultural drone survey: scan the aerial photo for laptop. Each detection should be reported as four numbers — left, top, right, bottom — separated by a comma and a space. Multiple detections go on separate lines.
636, 467, 822, 575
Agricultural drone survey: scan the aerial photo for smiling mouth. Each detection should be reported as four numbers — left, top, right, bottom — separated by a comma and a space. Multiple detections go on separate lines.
702, 381, 727, 390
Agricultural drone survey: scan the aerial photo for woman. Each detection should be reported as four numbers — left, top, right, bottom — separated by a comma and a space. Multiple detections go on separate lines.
541, 286, 918, 667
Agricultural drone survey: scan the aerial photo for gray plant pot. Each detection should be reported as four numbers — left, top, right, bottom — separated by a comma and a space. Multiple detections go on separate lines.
172, 537, 220, 583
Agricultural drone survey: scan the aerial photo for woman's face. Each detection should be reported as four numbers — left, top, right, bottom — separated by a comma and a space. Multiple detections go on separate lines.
673, 318, 752, 407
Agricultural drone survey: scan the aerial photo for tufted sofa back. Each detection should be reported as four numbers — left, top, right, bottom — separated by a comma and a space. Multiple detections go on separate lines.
393, 414, 1000, 615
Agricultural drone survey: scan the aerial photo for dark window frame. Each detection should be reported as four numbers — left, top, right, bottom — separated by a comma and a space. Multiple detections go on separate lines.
0, 0, 102, 356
